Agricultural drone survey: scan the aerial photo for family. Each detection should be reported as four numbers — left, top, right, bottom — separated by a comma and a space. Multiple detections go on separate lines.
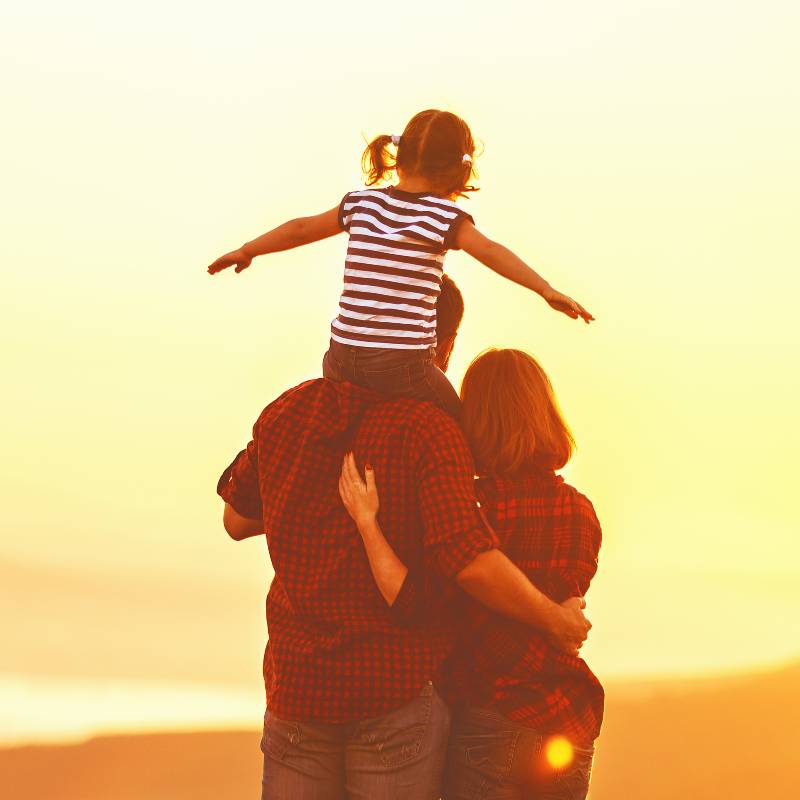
211, 110, 603, 799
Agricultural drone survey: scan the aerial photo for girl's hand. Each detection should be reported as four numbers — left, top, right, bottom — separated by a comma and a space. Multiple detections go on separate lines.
207, 249, 253, 275
542, 287, 594, 324
338, 452, 380, 529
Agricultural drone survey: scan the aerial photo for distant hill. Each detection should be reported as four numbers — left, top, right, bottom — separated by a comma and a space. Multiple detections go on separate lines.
2, 662, 798, 799
0, 730, 262, 800
589, 661, 800, 799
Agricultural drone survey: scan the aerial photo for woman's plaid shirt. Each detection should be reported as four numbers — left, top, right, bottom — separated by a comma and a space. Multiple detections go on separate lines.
445, 469, 605, 746
218, 378, 497, 723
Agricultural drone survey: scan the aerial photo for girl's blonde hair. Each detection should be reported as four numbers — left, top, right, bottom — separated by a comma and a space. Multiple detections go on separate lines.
460, 348, 575, 476
361, 109, 478, 198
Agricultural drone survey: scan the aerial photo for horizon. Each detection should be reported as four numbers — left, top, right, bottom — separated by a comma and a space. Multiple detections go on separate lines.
3, 0, 799, 747
5, 656, 798, 749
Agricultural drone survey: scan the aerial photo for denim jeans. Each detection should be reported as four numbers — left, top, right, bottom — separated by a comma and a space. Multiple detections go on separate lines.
444, 707, 595, 800
261, 682, 451, 800
322, 339, 462, 420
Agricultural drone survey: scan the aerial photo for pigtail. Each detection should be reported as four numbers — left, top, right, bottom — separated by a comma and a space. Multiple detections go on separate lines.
361, 134, 396, 186
359, 113, 478, 196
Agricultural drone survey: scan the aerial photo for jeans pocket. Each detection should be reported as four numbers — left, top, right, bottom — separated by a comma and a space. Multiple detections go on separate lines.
263, 712, 301, 763
358, 685, 435, 768
451, 711, 519, 785
462, 734, 518, 784
553, 745, 594, 799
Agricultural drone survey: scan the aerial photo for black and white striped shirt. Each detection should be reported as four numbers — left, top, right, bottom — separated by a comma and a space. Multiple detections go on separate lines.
332, 186, 474, 349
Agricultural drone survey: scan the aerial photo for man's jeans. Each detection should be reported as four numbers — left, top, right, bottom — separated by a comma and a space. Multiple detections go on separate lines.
444, 706, 595, 800
261, 682, 450, 800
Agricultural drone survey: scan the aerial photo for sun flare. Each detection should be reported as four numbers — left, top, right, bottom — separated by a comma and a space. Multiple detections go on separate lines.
545, 736, 574, 770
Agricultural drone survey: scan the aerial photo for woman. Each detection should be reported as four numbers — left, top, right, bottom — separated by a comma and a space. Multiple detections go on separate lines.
339, 348, 603, 800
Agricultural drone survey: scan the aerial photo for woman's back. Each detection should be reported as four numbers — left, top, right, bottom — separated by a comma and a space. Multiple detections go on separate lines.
446, 467, 604, 747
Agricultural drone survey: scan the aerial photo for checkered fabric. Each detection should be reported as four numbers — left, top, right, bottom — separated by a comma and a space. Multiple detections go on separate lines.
218, 378, 496, 722
445, 469, 605, 746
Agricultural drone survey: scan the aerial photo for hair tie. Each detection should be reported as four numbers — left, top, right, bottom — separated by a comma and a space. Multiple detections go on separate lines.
390, 134, 401, 146
462, 154, 473, 164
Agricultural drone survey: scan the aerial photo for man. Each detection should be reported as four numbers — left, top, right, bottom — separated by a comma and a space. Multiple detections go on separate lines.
218, 276, 591, 800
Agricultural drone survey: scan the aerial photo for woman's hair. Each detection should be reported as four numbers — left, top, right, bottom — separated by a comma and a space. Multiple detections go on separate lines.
460, 349, 575, 476
361, 109, 478, 198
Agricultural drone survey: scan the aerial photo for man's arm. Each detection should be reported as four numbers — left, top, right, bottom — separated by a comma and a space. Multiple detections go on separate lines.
339, 447, 590, 650
412, 419, 590, 653
455, 549, 590, 654
347, 518, 588, 651
223, 503, 264, 541
217, 439, 264, 540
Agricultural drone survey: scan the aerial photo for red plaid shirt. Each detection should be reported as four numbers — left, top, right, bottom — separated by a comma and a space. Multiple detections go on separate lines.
217, 378, 497, 723
445, 469, 605, 746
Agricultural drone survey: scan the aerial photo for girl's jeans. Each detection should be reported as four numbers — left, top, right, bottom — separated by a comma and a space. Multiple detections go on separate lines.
322, 339, 462, 420
261, 682, 450, 800
444, 706, 595, 800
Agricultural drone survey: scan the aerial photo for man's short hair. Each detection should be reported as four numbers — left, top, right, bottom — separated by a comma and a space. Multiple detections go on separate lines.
436, 274, 464, 342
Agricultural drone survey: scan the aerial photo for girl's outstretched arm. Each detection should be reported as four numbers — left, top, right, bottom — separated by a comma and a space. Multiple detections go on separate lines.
455, 221, 594, 323
207, 206, 342, 275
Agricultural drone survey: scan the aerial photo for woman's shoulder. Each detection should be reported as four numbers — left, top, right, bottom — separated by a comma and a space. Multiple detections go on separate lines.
568, 485, 600, 524
475, 471, 600, 521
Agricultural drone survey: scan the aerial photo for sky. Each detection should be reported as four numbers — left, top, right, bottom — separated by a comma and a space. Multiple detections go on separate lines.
2, 0, 799, 743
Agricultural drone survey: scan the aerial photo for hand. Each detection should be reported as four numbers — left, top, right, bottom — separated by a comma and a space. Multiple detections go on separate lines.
541, 287, 594, 324
207, 248, 253, 275
548, 596, 591, 656
338, 452, 380, 529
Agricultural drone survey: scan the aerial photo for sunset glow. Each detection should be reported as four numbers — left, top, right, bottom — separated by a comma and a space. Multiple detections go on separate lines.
3, 0, 799, 748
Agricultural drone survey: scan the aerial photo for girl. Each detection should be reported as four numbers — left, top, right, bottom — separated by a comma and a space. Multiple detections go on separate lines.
338, 348, 604, 800
208, 109, 593, 417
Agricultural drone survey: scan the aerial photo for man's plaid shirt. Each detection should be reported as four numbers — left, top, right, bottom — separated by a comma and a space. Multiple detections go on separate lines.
445, 468, 604, 746
218, 378, 497, 723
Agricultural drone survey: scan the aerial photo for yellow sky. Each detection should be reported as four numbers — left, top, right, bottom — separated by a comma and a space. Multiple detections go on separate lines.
3, 0, 799, 730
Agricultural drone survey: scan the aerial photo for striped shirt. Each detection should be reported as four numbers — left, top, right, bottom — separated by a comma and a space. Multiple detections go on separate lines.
332, 186, 474, 349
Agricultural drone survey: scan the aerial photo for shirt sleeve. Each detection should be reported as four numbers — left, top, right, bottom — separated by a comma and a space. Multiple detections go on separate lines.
536, 495, 602, 602
414, 414, 499, 579
390, 558, 481, 627
386, 567, 427, 625
217, 434, 263, 520
441, 208, 475, 251
337, 191, 356, 232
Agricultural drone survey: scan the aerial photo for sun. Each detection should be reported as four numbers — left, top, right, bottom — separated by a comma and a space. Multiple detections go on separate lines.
545, 735, 574, 770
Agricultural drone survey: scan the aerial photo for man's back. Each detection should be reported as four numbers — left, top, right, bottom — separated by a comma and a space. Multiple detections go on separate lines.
219, 378, 494, 722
